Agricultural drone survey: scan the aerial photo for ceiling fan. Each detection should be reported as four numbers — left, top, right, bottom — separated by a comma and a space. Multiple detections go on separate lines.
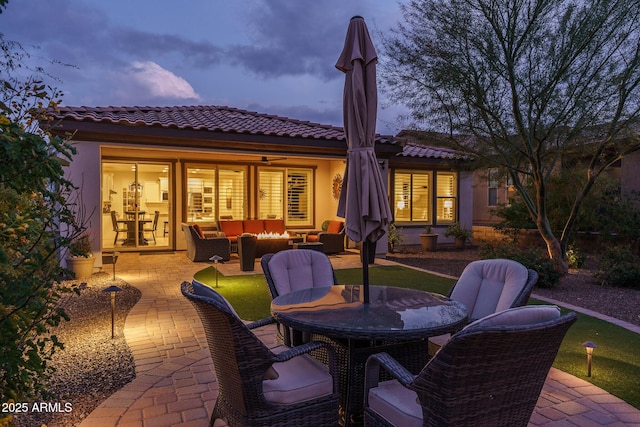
260, 156, 287, 165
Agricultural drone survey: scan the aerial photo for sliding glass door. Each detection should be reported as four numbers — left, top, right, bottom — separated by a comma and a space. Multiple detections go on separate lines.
102, 161, 172, 250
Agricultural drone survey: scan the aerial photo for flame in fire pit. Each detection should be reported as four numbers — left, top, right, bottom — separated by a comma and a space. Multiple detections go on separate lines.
257, 231, 290, 239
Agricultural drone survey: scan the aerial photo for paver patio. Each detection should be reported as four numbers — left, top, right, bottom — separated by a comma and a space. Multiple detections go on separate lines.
79, 251, 640, 427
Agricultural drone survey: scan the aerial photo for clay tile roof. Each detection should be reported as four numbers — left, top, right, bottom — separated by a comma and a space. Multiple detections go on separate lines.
49, 105, 395, 144
399, 142, 470, 160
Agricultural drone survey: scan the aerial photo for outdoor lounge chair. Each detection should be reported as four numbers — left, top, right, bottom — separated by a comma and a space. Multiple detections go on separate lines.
363, 305, 577, 427
306, 220, 346, 254
181, 223, 230, 262
181, 280, 340, 427
261, 249, 337, 346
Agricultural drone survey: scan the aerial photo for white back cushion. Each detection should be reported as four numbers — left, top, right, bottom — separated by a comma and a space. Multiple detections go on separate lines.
268, 250, 335, 295
450, 259, 528, 320
191, 279, 239, 318
463, 305, 561, 331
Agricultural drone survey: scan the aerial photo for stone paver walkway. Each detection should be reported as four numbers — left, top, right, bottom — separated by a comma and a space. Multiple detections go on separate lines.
78, 252, 640, 426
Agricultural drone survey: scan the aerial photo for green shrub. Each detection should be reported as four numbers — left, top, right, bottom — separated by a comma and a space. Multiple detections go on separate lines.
444, 222, 472, 240
566, 244, 586, 269
478, 241, 561, 288
1, 33, 86, 404
596, 245, 640, 289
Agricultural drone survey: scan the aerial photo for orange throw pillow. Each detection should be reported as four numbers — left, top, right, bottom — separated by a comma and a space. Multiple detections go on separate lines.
192, 224, 205, 239
327, 220, 343, 233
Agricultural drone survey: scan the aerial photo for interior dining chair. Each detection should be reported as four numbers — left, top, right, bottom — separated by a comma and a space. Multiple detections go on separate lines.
181, 280, 339, 427
363, 305, 577, 427
110, 211, 127, 245
261, 249, 337, 346
144, 210, 160, 243
428, 258, 538, 354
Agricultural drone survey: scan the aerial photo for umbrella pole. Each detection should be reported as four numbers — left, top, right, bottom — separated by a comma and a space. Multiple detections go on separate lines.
362, 242, 370, 304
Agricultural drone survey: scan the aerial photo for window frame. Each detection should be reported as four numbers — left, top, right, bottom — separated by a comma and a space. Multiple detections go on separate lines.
392, 168, 458, 225
184, 164, 248, 223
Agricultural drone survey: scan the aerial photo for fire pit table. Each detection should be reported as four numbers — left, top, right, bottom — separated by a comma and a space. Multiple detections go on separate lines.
237, 234, 304, 271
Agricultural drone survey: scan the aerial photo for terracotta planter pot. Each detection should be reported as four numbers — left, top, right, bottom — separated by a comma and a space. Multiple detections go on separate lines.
66, 256, 95, 279
454, 237, 466, 249
420, 234, 438, 252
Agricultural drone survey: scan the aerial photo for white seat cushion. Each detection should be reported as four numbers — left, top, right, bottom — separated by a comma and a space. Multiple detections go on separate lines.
268, 250, 335, 295
262, 353, 333, 404
450, 259, 528, 321
368, 380, 422, 427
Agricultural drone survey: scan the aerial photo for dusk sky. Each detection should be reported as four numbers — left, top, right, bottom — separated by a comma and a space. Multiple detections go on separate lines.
1, 0, 409, 135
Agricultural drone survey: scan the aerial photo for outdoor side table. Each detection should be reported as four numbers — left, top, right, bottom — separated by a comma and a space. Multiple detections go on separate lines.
271, 285, 468, 426
237, 234, 257, 271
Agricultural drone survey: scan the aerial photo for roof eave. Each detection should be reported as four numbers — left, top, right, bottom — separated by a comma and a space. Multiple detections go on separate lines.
48, 119, 402, 158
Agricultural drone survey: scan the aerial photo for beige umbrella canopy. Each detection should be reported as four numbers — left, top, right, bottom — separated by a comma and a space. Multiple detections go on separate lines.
336, 16, 392, 303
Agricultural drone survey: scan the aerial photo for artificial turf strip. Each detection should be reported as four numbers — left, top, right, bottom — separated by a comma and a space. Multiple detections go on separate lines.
193, 267, 272, 321
192, 264, 640, 410
532, 302, 640, 410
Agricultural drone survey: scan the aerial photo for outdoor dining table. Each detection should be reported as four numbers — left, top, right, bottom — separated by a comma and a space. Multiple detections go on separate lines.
271, 285, 468, 426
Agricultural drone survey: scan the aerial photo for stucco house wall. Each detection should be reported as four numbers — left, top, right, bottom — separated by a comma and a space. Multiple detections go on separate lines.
49, 105, 469, 271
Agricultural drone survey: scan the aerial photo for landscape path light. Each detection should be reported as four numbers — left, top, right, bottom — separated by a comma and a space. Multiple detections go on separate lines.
210, 255, 223, 288
111, 251, 120, 280
582, 341, 597, 377
103, 285, 122, 339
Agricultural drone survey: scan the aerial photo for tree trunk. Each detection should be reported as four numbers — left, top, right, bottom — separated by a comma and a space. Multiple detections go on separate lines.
538, 223, 568, 275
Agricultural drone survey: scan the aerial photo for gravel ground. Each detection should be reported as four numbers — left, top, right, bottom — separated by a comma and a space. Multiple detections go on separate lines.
388, 246, 640, 327
12, 272, 141, 427
10, 248, 640, 426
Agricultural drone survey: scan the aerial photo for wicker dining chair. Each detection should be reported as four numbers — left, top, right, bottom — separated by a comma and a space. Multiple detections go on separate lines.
261, 249, 338, 346
363, 305, 577, 427
181, 280, 339, 427
448, 258, 538, 321
429, 258, 538, 354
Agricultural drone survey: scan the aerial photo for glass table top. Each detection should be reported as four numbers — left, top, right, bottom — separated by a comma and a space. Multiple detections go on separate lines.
271, 285, 468, 340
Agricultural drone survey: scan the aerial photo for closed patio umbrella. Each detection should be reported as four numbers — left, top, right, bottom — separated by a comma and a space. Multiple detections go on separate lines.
336, 16, 392, 303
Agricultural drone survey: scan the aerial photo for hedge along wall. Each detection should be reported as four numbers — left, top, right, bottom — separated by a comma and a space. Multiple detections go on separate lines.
472, 226, 547, 249
472, 226, 615, 253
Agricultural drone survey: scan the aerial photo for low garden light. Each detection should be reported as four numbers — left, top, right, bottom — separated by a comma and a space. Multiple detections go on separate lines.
582, 341, 597, 377
111, 251, 120, 281
103, 285, 122, 339
210, 254, 223, 288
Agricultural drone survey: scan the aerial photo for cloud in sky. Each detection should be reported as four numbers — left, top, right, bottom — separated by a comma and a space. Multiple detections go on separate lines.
111, 61, 201, 104
227, 1, 351, 81
0, 0, 407, 133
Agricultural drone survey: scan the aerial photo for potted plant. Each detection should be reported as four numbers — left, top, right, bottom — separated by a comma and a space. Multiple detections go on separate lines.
66, 232, 95, 279
387, 223, 403, 253
445, 223, 472, 249
419, 225, 438, 252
